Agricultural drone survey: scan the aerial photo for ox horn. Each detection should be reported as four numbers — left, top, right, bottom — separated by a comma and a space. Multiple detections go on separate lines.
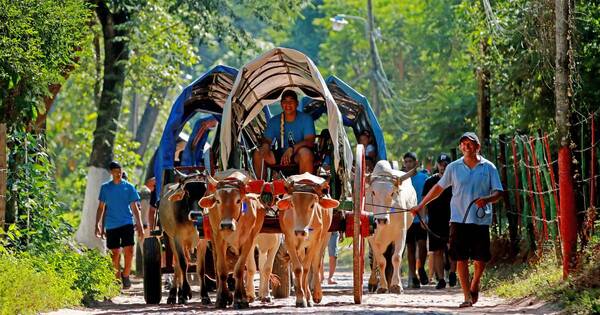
206, 173, 218, 192
394, 167, 417, 186
174, 168, 188, 182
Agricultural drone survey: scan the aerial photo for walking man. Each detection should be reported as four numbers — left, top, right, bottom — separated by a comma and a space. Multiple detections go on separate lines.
422, 153, 456, 289
95, 161, 144, 289
403, 152, 429, 288
410, 132, 503, 307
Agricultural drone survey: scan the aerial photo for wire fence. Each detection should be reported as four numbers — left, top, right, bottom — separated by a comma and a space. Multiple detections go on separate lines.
484, 109, 598, 256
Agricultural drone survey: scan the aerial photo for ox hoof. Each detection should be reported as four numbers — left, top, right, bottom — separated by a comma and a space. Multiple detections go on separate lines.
390, 285, 403, 294
233, 300, 249, 309
376, 287, 388, 294
307, 299, 314, 307
295, 300, 307, 308
312, 296, 322, 304
215, 298, 228, 309
167, 296, 176, 304
201, 296, 211, 305
260, 296, 272, 303
177, 296, 188, 305
368, 283, 378, 293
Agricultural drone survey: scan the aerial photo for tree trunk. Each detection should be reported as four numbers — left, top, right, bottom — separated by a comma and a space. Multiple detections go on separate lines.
555, 0, 576, 279
477, 40, 491, 148
129, 92, 138, 135
76, 2, 131, 250
135, 88, 168, 158
0, 123, 6, 228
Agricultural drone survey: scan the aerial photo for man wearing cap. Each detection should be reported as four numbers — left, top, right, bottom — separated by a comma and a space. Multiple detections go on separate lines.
410, 132, 503, 307
253, 89, 316, 178
422, 153, 456, 289
402, 151, 430, 288
95, 161, 144, 289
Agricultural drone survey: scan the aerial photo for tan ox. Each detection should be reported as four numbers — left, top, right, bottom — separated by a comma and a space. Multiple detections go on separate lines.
276, 173, 339, 307
199, 170, 265, 309
366, 161, 417, 294
246, 233, 281, 303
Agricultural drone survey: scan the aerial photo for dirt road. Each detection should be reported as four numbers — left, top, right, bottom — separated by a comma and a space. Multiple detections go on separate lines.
50, 272, 560, 315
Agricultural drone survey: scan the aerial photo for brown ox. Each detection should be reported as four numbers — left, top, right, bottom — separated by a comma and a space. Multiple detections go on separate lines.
199, 170, 266, 309
159, 171, 206, 304
246, 233, 281, 303
276, 173, 339, 307
365, 161, 416, 294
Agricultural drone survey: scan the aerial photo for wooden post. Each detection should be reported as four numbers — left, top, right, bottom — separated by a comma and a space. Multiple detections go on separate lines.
511, 137, 523, 231
0, 123, 6, 228
529, 137, 549, 241
500, 135, 518, 254
590, 113, 596, 235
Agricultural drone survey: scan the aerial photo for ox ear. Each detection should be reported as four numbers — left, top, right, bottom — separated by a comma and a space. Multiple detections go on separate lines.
168, 190, 186, 202
199, 194, 216, 209
319, 197, 340, 209
276, 196, 292, 210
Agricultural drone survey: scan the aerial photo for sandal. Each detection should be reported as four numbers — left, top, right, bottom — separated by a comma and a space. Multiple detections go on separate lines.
470, 290, 479, 305
459, 301, 473, 308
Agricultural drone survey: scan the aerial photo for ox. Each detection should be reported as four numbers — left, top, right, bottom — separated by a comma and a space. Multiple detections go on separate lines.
276, 173, 339, 307
246, 233, 281, 303
199, 170, 267, 309
365, 161, 417, 294
159, 171, 206, 304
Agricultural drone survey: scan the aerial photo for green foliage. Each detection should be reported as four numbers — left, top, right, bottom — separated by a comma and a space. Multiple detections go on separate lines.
0, 0, 90, 129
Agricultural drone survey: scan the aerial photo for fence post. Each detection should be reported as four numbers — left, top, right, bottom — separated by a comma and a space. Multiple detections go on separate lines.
518, 136, 537, 254
0, 123, 6, 229
529, 137, 549, 242
590, 113, 596, 235
500, 135, 518, 254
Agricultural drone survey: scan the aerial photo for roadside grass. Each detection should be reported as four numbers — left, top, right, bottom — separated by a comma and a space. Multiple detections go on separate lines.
482, 236, 600, 314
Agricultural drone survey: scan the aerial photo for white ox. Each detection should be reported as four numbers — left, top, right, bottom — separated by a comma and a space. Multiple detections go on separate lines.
366, 160, 417, 294
276, 173, 339, 307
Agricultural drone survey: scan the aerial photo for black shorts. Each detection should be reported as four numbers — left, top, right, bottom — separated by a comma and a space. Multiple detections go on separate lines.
449, 223, 491, 262
106, 224, 135, 250
406, 222, 428, 244
273, 148, 294, 164
428, 220, 450, 252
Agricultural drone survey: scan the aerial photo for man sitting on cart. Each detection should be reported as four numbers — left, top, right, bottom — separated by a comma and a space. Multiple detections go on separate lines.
253, 89, 316, 179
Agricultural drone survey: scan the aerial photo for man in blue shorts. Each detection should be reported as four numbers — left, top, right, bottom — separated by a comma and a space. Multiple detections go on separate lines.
411, 132, 503, 307
253, 89, 316, 179
95, 161, 144, 289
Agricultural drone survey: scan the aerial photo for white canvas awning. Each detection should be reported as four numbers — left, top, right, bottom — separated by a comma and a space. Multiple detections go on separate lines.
220, 47, 353, 190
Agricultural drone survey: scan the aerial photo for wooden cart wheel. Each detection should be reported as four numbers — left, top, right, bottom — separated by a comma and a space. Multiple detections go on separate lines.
353, 144, 366, 304
143, 236, 162, 304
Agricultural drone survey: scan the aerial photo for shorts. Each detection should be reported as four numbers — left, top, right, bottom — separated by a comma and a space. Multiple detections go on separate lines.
449, 223, 491, 262
106, 224, 135, 250
428, 220, 450, 252
328, 231, 339, 258
273, 148, 295, 164
406, 222, 428, 244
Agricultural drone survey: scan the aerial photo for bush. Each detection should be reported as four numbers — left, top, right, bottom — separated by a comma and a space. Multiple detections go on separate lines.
0, 254, 80, 315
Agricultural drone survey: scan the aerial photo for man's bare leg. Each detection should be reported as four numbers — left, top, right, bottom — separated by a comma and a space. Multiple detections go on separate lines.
295, 147, 314, 174
110, 248, 121, 279
328, 256, 337, 284
123, 245, 134, 277
253, 149, 275, 179
457, 260, 472, 303
470, 260, 486, 304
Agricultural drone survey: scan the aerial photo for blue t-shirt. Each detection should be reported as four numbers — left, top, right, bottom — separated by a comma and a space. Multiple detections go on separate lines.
264, 111, 316, 149
411, 171, 428, 223
437, 156, 503, 225
98, 180, 141, 229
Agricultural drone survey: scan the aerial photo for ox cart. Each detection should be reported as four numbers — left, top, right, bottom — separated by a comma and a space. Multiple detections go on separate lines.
143, 48, 388, 306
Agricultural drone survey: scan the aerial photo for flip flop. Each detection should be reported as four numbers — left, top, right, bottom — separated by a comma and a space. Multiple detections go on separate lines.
328, 278, 338, 284
470, 290, 479, 304
459, 301, 473, 308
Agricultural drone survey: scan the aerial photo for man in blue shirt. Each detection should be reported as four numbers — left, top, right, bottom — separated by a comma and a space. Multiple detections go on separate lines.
253, 90, 316, 178
411, 132, 503, 308
95, 161, 144, 289
403, 152, 430, 288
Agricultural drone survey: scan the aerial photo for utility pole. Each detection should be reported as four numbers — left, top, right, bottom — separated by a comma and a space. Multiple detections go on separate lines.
367, 0, 380, 116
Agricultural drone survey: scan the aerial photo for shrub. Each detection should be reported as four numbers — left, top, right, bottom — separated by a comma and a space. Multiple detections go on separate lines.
0, 254, 81, 315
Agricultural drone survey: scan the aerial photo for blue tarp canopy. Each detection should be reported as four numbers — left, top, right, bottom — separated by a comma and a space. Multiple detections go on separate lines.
181, 115, 218, 167
300, 75, 387, 161
153, 65, 237, 196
